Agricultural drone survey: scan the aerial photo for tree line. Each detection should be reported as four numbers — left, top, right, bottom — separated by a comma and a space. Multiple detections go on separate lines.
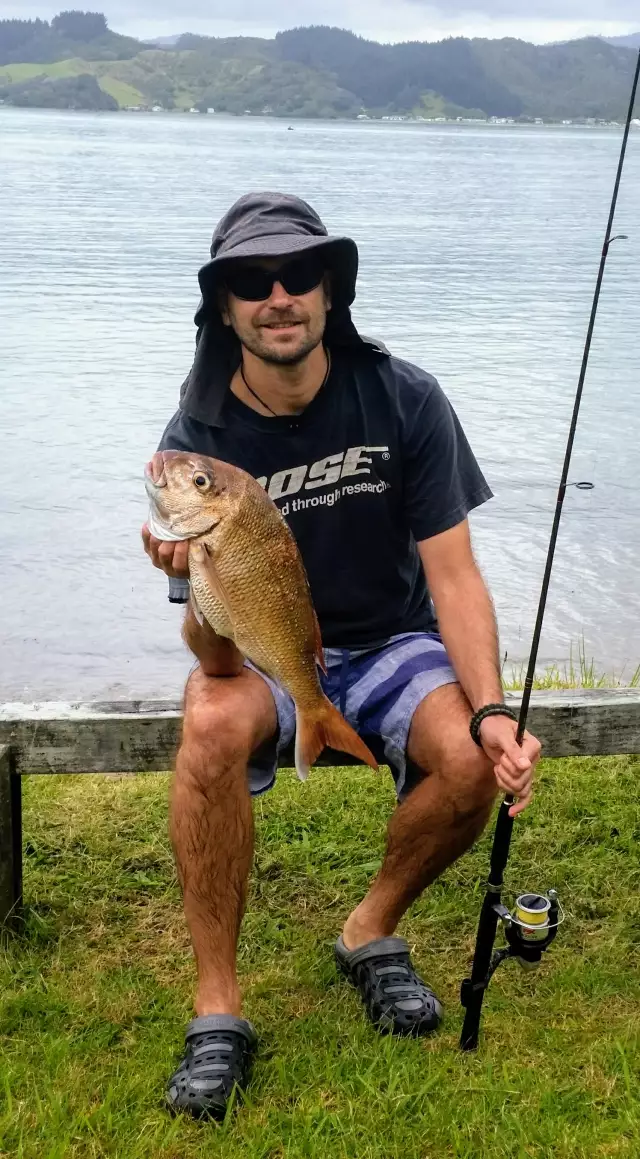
0, 11, 136, 65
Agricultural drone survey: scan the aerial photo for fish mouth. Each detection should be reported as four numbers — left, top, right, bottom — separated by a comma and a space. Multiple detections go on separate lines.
145, 455, 167, 491
144, 476, 163, 501
144, 458, 188, 541
144, 450, 184, 492
146, 505, 190, 543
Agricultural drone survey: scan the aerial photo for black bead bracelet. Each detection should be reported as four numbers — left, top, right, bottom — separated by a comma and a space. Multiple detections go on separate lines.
469, 703, 519, 747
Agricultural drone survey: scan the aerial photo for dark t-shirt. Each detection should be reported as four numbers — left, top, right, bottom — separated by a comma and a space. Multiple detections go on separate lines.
158, 350, 492, 649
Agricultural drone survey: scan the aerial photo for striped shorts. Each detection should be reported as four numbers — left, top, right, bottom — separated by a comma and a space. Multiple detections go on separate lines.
247, 632, 458, 800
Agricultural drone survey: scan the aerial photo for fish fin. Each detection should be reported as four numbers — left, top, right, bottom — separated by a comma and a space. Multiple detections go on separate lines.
313, 610, 327, 675
189, 542, 236, 640
190, 593, 205, 627
189, 541, 230, 606
294, 697, 378, 781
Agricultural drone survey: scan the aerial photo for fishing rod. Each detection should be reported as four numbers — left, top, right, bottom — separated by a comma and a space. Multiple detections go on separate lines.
460, 48, 640, 1053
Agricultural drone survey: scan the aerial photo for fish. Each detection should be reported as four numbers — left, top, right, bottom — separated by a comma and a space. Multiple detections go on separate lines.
145, 450, 378, 780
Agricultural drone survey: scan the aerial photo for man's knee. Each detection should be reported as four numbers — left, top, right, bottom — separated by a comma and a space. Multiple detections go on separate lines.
412, 723, 497, 811
184, 697, 252, 760
179, 669, 273, 780
409, 685, 498, 810
436, 733, 497, 807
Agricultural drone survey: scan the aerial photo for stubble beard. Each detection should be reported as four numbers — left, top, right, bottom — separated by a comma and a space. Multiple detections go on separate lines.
234, 308, 327, 367
243, 331, 323, 366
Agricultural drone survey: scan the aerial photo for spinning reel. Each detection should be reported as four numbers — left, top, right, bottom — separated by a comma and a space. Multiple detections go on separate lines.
461, 888, 564, 1017
460, 875, 566, 1050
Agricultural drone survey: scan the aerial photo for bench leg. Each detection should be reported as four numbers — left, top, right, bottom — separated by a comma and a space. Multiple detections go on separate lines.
0, 745, 22, 928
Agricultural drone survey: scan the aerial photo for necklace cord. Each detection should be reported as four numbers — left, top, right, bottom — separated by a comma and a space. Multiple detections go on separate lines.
240, 349, 331, 418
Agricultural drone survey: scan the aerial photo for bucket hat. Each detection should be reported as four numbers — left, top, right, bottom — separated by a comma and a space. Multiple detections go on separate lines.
180, 192, 386, 427
196, 191, 359, 314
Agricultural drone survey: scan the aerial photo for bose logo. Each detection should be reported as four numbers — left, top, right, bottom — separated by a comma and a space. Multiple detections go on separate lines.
257, 446, 390, 501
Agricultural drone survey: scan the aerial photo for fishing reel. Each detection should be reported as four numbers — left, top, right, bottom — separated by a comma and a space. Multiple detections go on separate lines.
461, 889, 565, 1012
492, 889, 564, 971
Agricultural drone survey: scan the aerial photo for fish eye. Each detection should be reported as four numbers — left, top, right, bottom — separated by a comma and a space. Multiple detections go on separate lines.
193, 473, 210, 490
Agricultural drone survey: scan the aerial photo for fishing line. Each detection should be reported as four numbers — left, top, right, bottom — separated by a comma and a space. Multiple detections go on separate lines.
459, 48, 640, 1053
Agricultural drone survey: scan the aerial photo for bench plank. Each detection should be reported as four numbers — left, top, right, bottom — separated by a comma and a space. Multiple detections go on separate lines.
1, 689, 639, 775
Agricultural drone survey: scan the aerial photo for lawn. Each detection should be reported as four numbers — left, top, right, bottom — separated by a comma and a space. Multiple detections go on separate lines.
0, 756, 638, 1158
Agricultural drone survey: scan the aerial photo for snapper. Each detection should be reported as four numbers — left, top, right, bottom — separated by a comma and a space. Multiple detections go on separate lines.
145, 450, 378, 780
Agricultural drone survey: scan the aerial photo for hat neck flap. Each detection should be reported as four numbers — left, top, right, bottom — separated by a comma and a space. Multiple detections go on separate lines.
179, 299, 387, 428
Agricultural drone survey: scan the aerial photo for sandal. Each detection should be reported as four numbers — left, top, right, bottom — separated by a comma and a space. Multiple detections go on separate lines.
166, 1014, 257, 1120
335, 935, 443, 1037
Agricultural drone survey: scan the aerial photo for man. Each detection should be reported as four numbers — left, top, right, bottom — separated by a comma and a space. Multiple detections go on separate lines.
143, 192, 540, 1120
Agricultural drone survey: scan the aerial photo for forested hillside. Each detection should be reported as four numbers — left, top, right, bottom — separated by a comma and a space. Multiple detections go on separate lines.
0, 12, 637, 119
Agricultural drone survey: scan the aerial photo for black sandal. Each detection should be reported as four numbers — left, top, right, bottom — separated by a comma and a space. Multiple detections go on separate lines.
166, 1014, 257, 1120
335, 935, 443, 1037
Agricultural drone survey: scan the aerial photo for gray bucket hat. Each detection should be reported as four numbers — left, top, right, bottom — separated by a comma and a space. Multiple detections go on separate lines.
179, 191, 385, 428
197, 191, 359, 309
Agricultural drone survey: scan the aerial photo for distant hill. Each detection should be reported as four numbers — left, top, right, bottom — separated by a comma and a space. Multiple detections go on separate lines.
275, 27, 638, 120
0, 11, 637, 119
145, 36, 181, 48
275, 27, 521, 116
604, 33, 640, 49
469, 35, 637, 119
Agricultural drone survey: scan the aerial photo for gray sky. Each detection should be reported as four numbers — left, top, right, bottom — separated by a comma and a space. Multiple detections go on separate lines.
1, 1, 638, 45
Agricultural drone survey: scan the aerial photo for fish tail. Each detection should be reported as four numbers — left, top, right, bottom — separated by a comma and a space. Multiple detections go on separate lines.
294, 697, 378, 781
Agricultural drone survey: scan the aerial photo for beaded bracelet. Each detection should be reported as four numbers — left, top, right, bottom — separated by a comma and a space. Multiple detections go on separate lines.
469, 703, 519, 747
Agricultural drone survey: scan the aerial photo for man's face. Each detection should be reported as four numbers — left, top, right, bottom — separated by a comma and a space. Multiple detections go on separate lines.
219, 255, 331, 366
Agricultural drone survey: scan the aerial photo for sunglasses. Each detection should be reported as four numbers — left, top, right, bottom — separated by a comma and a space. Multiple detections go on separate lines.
223, 254, 326, 301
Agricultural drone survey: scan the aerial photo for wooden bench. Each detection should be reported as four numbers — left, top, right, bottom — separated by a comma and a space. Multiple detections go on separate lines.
2, 688, 640, 927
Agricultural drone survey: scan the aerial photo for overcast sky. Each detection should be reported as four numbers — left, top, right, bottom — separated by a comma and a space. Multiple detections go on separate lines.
1, 1, 638, 45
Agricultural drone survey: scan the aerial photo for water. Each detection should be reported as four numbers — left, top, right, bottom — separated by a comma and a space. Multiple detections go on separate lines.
1, 108, 639, 701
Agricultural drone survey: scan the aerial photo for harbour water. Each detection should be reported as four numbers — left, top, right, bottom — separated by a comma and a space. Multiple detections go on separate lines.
1, 108, 639, 699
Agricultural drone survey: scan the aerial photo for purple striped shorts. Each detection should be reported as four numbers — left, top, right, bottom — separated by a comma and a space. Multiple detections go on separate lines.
246, 632, 457, 800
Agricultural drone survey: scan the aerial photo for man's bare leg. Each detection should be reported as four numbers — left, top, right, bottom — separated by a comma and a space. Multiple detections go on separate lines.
342, 682, 497, 949
171, 664, 277, 1016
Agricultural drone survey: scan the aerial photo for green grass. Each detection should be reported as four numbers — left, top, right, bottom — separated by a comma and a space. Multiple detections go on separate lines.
503, 643, 640, 691
0, 58, 146, 108
95, 75, 146, 108
1, 759, 639, 1158
0, 60, 86, 82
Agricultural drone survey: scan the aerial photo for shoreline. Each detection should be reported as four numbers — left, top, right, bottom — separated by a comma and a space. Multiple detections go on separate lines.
1, 104, 637, 130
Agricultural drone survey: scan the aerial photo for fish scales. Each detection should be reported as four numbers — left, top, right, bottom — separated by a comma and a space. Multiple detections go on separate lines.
191, 477, 320, 705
